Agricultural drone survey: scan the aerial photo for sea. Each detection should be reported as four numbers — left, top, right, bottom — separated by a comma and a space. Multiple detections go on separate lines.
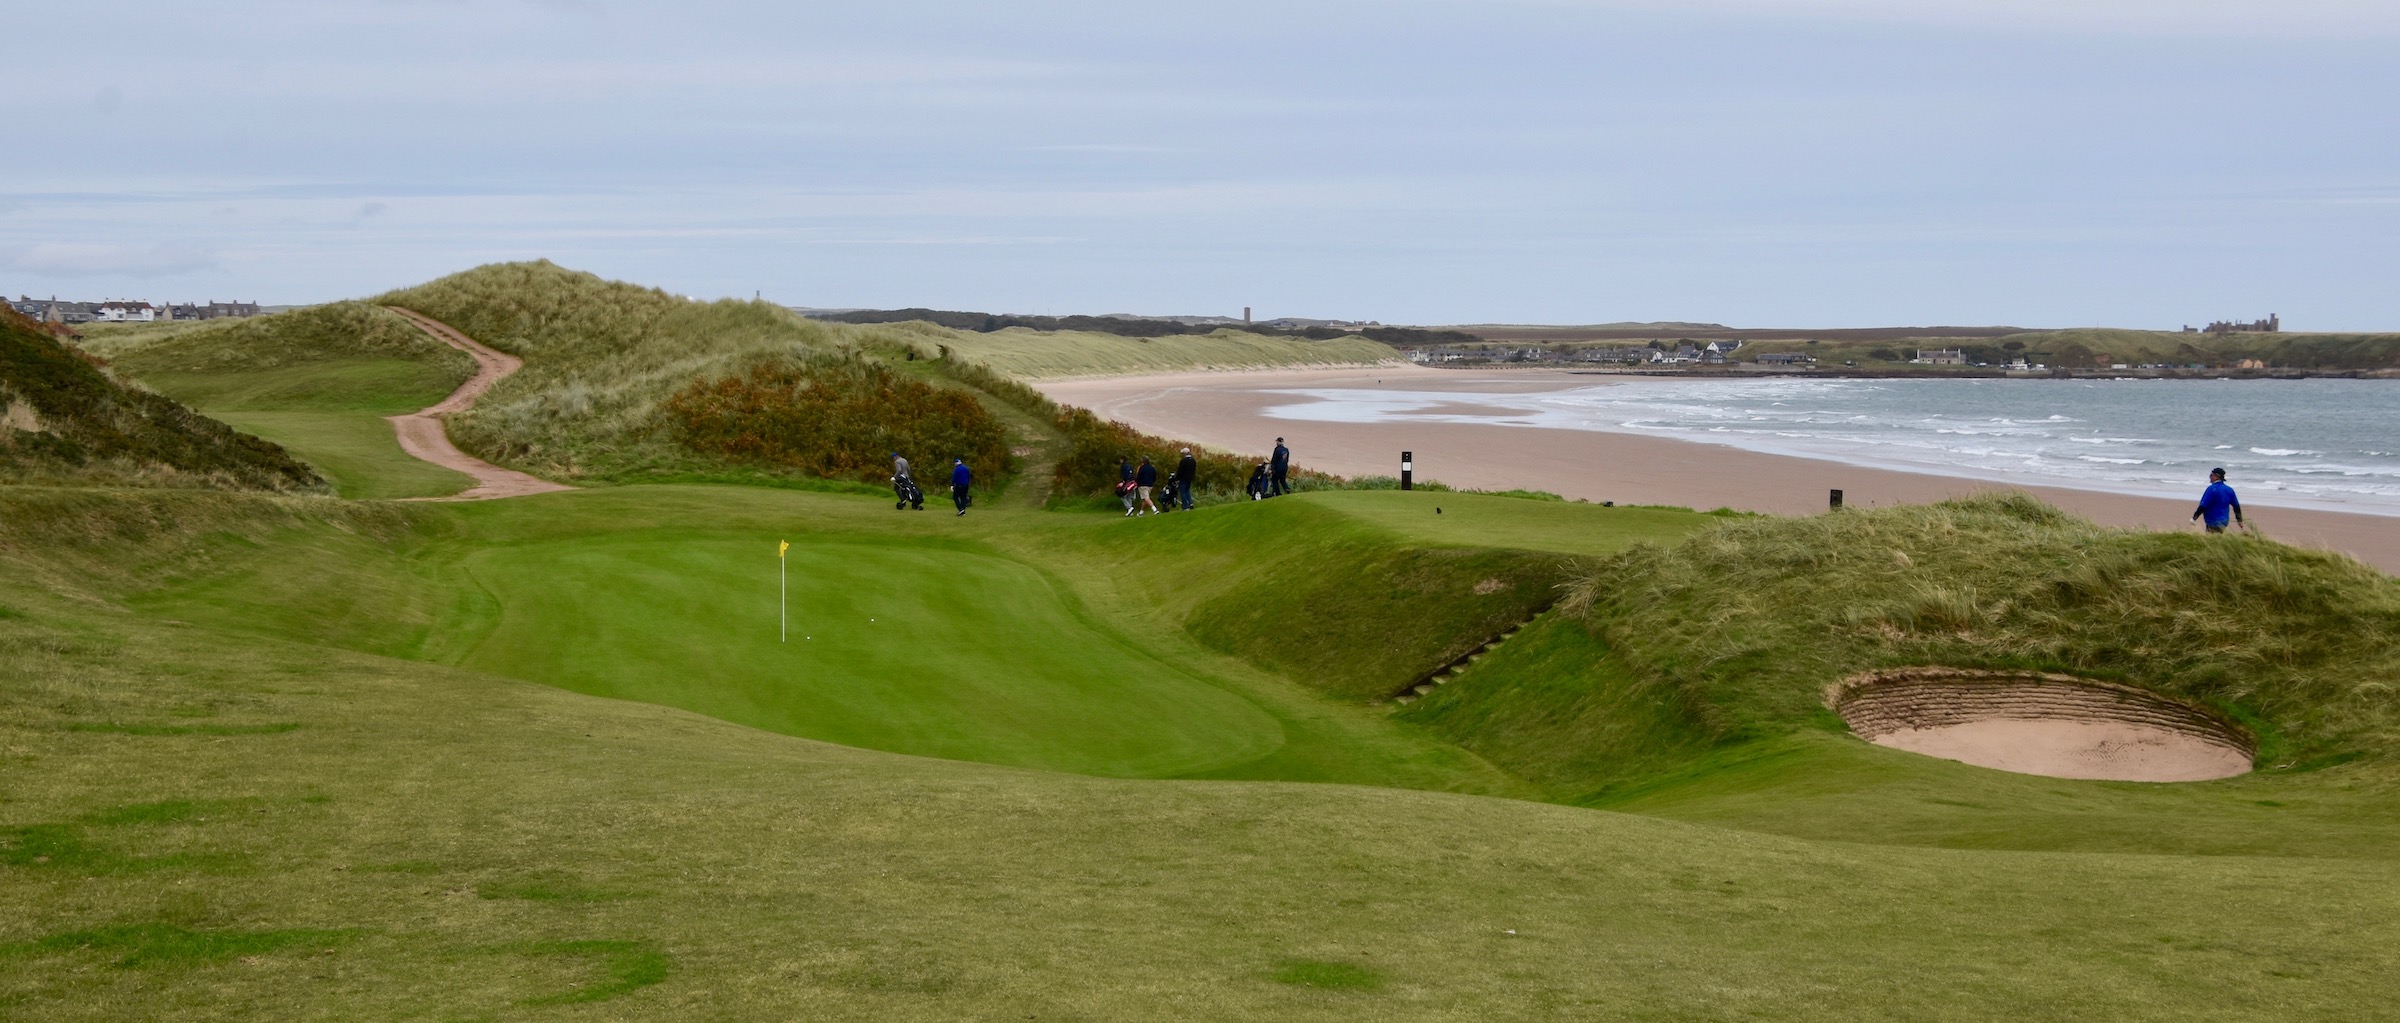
1259, 377, 2400, 516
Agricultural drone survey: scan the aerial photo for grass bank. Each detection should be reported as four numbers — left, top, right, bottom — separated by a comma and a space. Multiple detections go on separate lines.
9, 483, 2400, 1019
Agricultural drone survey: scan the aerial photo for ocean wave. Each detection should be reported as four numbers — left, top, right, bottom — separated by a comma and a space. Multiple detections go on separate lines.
2077, 456, 2148, 465
2250, 447, 2320, 457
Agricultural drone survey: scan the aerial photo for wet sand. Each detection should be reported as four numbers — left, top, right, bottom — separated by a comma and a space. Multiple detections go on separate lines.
1040, 364, 2400, 574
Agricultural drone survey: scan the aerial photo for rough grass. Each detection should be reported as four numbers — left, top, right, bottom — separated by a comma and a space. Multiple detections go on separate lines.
374, 260, 858, 483
911, 323, 1394, 379
0, 309, 326, 493
370, 261, 1054, 492
1563, 493, 2400, 767
663, 355, 1014, 487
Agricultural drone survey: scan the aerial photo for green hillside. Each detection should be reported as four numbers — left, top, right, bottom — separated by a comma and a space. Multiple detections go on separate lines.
0, 309, 326, 492
919, 323, 1393, 378
82, 302, 476, 499
10, 480, 2400, 1019
12, 265, 2400, 1018
1733, 327, 2400, 371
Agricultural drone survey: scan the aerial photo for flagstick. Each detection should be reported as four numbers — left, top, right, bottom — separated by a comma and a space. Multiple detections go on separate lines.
779, 546, 787, 643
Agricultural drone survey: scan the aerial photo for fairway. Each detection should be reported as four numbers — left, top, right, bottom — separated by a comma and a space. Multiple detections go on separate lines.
1299, 489, 1721, 557
455, 535, 1284, 775
207, 410, 472, 499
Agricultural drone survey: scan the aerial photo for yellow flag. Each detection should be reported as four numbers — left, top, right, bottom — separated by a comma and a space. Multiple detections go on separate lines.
778, 540, 789, 558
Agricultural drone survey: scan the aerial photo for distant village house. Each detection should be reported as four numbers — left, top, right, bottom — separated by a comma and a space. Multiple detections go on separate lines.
9, 295, 259, 323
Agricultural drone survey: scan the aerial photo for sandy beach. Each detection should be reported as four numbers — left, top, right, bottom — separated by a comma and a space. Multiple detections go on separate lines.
1041, 364, 2400, 574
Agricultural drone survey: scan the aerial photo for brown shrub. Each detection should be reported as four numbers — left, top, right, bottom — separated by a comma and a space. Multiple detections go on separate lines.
663, 357, 1013, 486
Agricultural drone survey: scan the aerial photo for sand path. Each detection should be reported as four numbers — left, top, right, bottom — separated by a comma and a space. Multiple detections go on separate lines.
382, 307, 574, 501
1040, 364, 2400, 573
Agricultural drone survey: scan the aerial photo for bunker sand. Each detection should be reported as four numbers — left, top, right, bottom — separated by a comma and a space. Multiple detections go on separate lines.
382, 307, 574, 501
1830, 669, 2255, 783
1041, 365, 2400, 573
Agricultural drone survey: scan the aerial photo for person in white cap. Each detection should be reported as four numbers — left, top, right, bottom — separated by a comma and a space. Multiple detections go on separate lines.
1174, 446, 1198, 511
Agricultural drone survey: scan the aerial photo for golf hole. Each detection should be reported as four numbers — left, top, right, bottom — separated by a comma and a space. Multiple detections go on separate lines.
1828, 668, 2254, 782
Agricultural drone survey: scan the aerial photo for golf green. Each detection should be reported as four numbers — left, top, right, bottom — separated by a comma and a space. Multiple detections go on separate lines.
455, 535, 1283, 776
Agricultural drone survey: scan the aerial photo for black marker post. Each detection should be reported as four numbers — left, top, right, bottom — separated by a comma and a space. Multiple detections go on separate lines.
1401, 451, 1413, 491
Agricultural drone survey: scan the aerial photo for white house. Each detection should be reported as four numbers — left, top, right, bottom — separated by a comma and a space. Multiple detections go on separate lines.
93, 301, 158, 322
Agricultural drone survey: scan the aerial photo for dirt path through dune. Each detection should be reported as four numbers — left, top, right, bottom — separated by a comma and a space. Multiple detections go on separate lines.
382, 307, 574, 501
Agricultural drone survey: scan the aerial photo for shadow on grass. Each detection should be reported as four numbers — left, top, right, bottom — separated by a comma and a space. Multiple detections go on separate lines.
509, 940, 672, 1006
1268, 958, 1384, 991
5, 924, 362, 968
63, 722, 303, 737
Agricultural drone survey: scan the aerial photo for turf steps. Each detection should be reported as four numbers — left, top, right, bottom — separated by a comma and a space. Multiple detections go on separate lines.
1080, 494, 1564, 703
1388, 612, 1542, 704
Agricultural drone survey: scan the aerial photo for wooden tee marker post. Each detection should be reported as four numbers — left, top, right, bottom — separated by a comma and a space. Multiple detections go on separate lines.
1830, 489, 1844, 510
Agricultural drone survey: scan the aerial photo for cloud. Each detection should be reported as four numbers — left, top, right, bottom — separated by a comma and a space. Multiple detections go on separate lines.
0, 242, 218, 278
1505, 0, 2400, 36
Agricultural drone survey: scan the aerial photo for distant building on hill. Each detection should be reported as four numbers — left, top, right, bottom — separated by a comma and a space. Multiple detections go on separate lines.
11, 296, 96, 323
2188, 314, 2279, 335
94, 300, 158, 322
1755, 352, 1815, 366
1914, 349, 1964, 365
11, 295, 260, 323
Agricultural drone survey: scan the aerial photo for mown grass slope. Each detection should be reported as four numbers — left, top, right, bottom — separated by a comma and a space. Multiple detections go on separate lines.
1077, 492, 1715, 702
75, 485, 1525, 794
10, 488, 2400, 1020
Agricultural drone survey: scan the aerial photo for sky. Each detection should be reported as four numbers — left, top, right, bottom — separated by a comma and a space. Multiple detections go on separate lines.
3, 0, 2395, 328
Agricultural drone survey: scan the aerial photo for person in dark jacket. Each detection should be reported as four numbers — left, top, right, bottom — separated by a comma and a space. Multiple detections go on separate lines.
1247, 462, 1270, 501
1174, 447, 1198, 511
1118, 456, 1138, 516
950, 457, 973, 516
1134, 456, 1160, 516
2192, 467, 2245, 533
1269, 437, 1290, 497
891, 451, 922, 510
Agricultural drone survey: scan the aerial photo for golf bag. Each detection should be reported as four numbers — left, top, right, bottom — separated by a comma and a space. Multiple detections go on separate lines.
893, 475, 924, 510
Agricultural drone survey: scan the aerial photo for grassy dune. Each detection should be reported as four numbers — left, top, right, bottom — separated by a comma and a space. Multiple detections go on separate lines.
908, 323, 1395, 378
1, 310, 326, 493
1398, 495, 2400, 856
85, 302, 475, 498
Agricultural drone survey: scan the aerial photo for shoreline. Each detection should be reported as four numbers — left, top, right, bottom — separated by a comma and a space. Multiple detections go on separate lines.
1039, 365, 2400, 574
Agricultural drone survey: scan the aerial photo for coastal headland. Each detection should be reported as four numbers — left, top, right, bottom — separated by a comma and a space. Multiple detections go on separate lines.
1041, 364, 2400, 574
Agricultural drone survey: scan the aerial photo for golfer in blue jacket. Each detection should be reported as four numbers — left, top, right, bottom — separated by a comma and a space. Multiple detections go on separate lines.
2192, 467, 2245, 534
950, 457, 973, 516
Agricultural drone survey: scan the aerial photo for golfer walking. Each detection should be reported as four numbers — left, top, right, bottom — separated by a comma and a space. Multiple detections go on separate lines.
2192, 467, 2245, 534
950, 457, 973, 516
1175, 447, 1198, 511
1269, 437, 1290, 497
1135, 456, 1161, 516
